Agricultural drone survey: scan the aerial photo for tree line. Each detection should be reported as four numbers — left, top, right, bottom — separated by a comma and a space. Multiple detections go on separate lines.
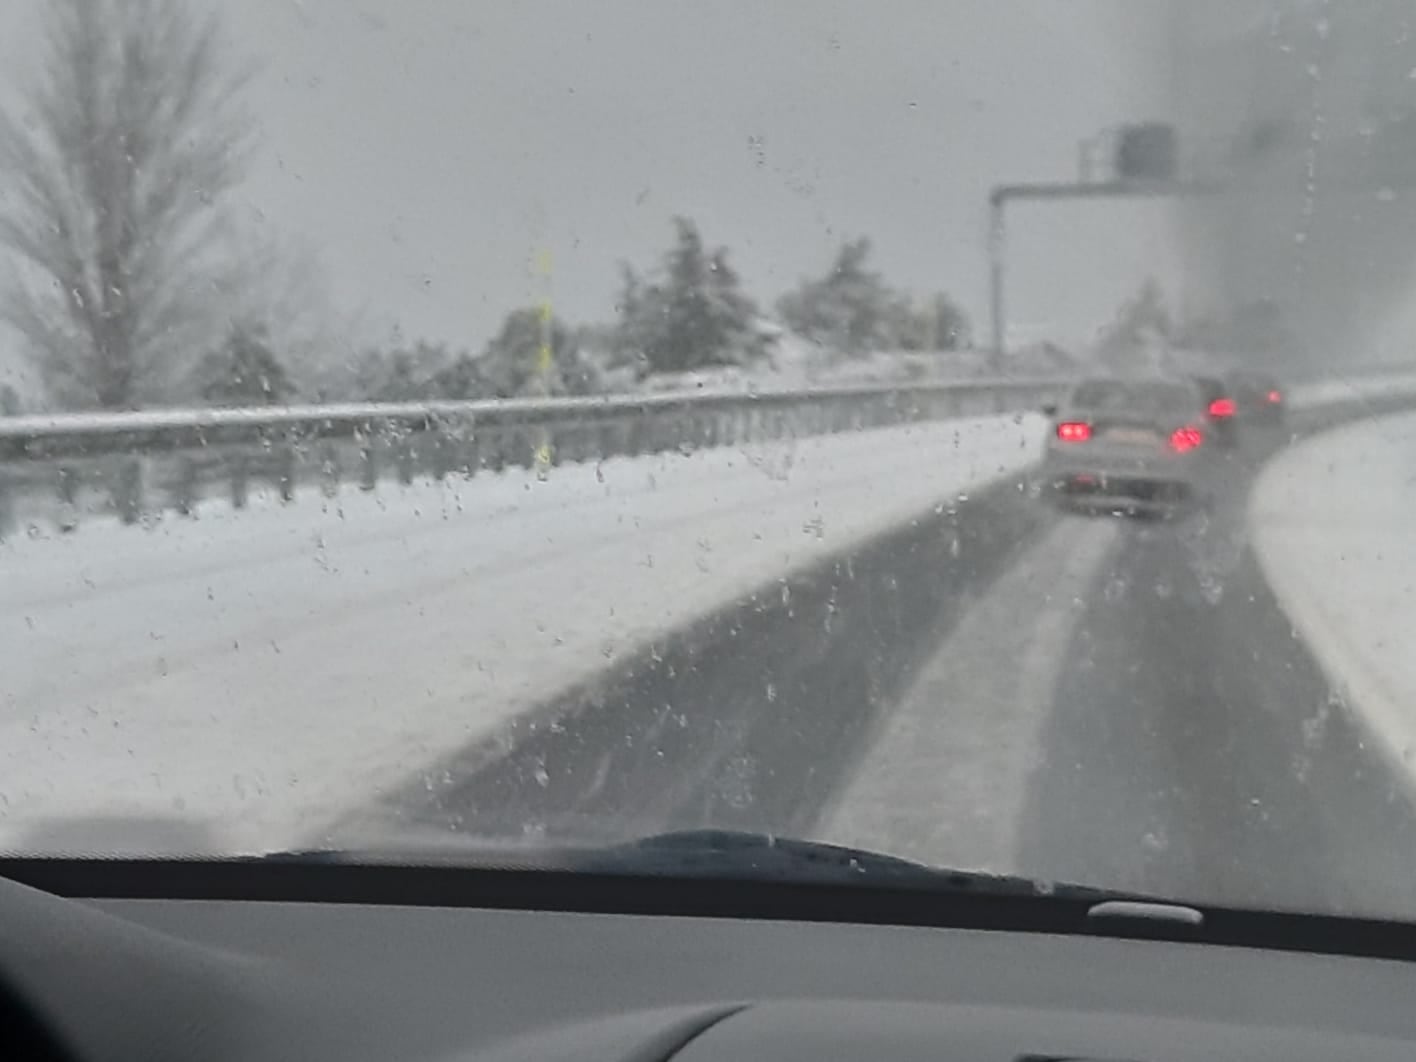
0, 0, 970, 413
1094, 278, 1303, 371
300, 220, 971, 408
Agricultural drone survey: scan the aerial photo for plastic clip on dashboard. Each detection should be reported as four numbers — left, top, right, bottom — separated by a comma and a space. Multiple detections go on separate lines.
1087, 900, 1204, 929
1087, 900, 1200, 940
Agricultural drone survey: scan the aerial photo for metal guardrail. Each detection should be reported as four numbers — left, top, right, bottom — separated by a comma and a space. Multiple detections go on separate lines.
0, 377, 1067, 536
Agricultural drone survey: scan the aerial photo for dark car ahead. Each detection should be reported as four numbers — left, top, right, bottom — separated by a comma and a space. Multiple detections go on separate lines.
1226, 369, 1286, 426
1038, 376, 1220, 518
1192, 374, 1239, 447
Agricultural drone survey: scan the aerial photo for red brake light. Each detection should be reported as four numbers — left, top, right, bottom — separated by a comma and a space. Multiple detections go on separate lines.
1056, 421, 1091, 443
1207, 397, 1236, 418
1169, 425, 1204, 453
1267, 389, 1282, 404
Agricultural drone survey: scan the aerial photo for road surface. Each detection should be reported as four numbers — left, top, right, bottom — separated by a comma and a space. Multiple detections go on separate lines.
356, 404, 1416, 919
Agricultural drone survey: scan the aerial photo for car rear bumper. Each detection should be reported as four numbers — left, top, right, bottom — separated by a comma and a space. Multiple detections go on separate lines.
1207, 419, 1239, 446
1036, 459, 1207, 517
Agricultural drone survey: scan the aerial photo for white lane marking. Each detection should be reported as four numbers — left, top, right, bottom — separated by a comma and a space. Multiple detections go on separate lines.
816, 513, 1119, 875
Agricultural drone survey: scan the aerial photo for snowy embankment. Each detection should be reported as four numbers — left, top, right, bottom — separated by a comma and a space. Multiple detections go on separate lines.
1286, 371, 1416, 411
1250, 410, 1416, 794
0, 414, 1044, 854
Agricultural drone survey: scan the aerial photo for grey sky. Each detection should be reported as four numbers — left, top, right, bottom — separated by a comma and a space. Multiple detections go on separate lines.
0, 1, 1181, 368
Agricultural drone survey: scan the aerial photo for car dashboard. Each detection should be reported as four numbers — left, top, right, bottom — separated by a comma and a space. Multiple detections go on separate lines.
3, 861, 1416, 1062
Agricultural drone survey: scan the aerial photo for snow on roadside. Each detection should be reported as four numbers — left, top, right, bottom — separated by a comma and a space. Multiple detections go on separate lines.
0, 414, 1045, 854
1249, 412, 1416, 793
1286, 372, 1416, 411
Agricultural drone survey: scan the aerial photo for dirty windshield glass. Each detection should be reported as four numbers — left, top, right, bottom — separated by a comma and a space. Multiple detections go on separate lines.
4, 1, 1416, 922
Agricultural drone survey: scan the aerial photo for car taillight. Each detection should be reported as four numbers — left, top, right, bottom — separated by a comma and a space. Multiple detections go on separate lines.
1267, 389, 1282, 404
1207, 397, 1236, 418
1056, 421, 1091, 443
1169, 425, 1204, 453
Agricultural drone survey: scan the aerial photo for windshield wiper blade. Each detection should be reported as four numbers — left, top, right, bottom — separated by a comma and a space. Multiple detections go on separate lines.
257, 827, 1119, 899
253, 827, 1148, 906
555, 829, 1123, 900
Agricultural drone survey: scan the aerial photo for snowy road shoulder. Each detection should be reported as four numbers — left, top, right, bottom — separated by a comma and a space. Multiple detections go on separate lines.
1249, 411, 1416, 793
0, 414, 1044, 854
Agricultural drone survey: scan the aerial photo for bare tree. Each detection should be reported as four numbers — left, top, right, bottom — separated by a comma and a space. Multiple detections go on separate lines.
194, 228, 359, 401
0, 0, 255, 408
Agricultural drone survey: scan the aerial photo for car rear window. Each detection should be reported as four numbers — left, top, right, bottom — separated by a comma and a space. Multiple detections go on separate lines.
1193, 377, 1224, 397
1070, 379, 1197, 415
1230, 373, 1277, 397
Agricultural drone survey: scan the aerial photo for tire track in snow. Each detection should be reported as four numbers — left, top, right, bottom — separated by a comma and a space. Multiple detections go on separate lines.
817, 515, 1118, 872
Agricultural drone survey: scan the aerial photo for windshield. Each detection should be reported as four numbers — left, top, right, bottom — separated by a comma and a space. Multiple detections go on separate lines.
3, 0, 1416, 923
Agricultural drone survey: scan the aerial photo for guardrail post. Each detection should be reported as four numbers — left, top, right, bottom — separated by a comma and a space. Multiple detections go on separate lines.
55, 466, 79, 531
429, 431, 451, 481
319, 443, 341, 497
0, 473, 12, 540
602, 418, 621, 459
230, 454, 249, 509
359, 442, 378, 491
276, 445, 296, 503
590, 421, 611, 462
395, 437, 415, 485
114, 458, 143, 524
172, 456, 199, 516
488, 430, 508, 473
470, 433, 487, 481
57, 466, 77, 506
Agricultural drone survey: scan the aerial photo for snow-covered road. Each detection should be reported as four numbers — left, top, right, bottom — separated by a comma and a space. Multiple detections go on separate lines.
0, 414, 1044, 852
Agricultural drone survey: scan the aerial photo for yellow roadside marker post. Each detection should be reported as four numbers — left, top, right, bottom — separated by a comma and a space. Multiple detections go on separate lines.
533, 249, 555, 479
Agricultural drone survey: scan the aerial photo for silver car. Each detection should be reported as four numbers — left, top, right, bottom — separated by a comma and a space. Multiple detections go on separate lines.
1038, 376, 1219, 518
